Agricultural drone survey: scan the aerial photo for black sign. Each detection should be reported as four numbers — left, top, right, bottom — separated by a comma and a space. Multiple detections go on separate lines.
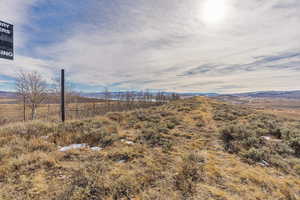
0, 20, 13, 60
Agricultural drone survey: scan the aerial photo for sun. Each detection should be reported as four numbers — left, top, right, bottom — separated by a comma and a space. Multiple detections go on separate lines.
201, 0, 227, 24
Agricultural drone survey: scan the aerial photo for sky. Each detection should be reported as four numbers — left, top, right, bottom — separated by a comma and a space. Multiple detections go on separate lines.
0, 0, 299, 94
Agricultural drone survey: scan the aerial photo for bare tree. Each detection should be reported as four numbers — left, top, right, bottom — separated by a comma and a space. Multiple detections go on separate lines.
51, 76, 77, 103
144, 89, 151, 105
50, 75, 79, 119
15, 71, 28, 121
15, 71, 48, 120
103, 87, 111, 112
170, 93, 180, 101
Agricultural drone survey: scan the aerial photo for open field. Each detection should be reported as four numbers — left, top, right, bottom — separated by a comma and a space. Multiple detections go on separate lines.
251, 101, 300, 120
0, 97, 299, 199
0, 97, 18, 104
247, 98, 300, 120
0, 97, 165, 125
215, 96, 300, 120
2, 95, 300, 125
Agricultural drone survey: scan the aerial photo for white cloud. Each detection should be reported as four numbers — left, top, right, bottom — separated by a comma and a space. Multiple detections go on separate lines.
0, 0, 300, 93
0, 79, 11, 84
0, 0, 39, 48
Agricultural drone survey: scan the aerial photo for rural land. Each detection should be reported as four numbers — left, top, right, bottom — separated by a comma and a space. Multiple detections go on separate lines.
0, 89, 299, 199
1, 0, 300, 199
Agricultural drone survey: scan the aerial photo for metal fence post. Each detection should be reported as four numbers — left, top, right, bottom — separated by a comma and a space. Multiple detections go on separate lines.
61, 69, 65, 122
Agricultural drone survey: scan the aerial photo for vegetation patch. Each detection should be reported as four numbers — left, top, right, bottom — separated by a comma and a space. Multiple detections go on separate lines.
220, 113, 300, 170
0, 97, 299, 199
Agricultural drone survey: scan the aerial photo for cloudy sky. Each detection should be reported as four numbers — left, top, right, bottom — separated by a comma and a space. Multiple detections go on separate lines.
0, 0, 299, 93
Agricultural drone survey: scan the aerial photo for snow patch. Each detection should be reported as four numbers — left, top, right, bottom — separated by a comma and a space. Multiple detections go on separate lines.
59, 144, 88, 152
121, 139, 134, 145
59, 144, 103, 152
261, 136, 271, 141
91, 147, 103, 151
258, 160, 270, 167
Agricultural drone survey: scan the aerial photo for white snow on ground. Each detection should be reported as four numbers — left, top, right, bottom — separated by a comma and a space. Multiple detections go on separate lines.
261, 136, 271, 141
58, 144, 103, 152
90, 147, 103, 151
121, 139, 134, 145
258, 160, 270, 167
59, 144, 88, 152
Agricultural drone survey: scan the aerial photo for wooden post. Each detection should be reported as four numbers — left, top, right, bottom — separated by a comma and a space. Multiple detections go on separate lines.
61, 69, 65, 122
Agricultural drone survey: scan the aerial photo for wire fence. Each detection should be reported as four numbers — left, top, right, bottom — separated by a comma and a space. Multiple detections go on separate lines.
0, 99, 167, 126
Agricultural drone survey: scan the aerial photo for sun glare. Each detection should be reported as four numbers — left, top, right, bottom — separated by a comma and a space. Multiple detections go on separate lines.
201, 0, 227, 24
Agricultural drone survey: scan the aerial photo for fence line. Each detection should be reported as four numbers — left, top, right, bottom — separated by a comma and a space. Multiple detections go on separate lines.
0, 99, 168, 126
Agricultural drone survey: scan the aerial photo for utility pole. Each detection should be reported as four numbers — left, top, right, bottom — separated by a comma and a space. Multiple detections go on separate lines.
61, 69, 65, 122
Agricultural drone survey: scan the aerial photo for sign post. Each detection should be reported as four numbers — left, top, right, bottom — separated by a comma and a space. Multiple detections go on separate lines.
0, 20, 14, 60
61, 69, 65, 122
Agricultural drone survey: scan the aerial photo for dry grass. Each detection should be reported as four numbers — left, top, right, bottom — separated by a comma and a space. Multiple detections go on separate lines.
218, 96, 300, 121
0, 98, 17, 103
0, 97, 299, 199
0, 98, 164, 126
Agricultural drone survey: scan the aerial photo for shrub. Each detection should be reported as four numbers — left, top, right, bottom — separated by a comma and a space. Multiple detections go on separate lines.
135, 111, 148, 121
280, 128, 299, 140
160, 111, 173, 117
242, 148, 267, 162
294, 164, 300, 175
213, 104, 248, 121
166, 122, 176, 129
1, 121, 53, 139
275, 143, 294, 156
49, 121, 119, 147
174, 152, 205, 197
0, 117, 10, 126
82, 127, 119, 147
177, 106, 192, 113
111, 175, 139, 199
137, 128, 173, 150
27, 138, 56, 152
241, 136, 261, 148
57, 175, 106, 200
133, 111, 161, 123
269, 154, 289, 169
167, 116, 181, 125
220, 121, 297, 166
157, 126, 169, 134
289, 137, 300, 156
196, 121, 205, 128
220, 123, 260, 153
108, 146, 143, 162
214, 112, 237, 121
106, 112, 124, 123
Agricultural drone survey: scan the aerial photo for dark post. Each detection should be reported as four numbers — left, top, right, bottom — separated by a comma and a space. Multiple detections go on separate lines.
23, 96, 26, 121
61, 69, 65, 122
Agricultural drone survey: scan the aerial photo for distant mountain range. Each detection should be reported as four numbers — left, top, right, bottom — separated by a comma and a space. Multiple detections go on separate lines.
83, 90, 300, 99
1, 90, 300, 99
82, 91, 219, 99
0, 91, 17, 98
230, 90, 300, 99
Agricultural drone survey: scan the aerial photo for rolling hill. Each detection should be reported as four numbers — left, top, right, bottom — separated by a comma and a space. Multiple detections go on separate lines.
0, 97, 299, 199
0, 91, 16, 98
2, 90, 300, 100
232, 90, 300, 99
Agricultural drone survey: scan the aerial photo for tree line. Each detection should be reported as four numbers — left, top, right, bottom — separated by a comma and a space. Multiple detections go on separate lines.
15, 71, 180, 121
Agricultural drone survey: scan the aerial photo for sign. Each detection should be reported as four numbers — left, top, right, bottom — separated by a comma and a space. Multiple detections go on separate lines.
0, 20, 13, 60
